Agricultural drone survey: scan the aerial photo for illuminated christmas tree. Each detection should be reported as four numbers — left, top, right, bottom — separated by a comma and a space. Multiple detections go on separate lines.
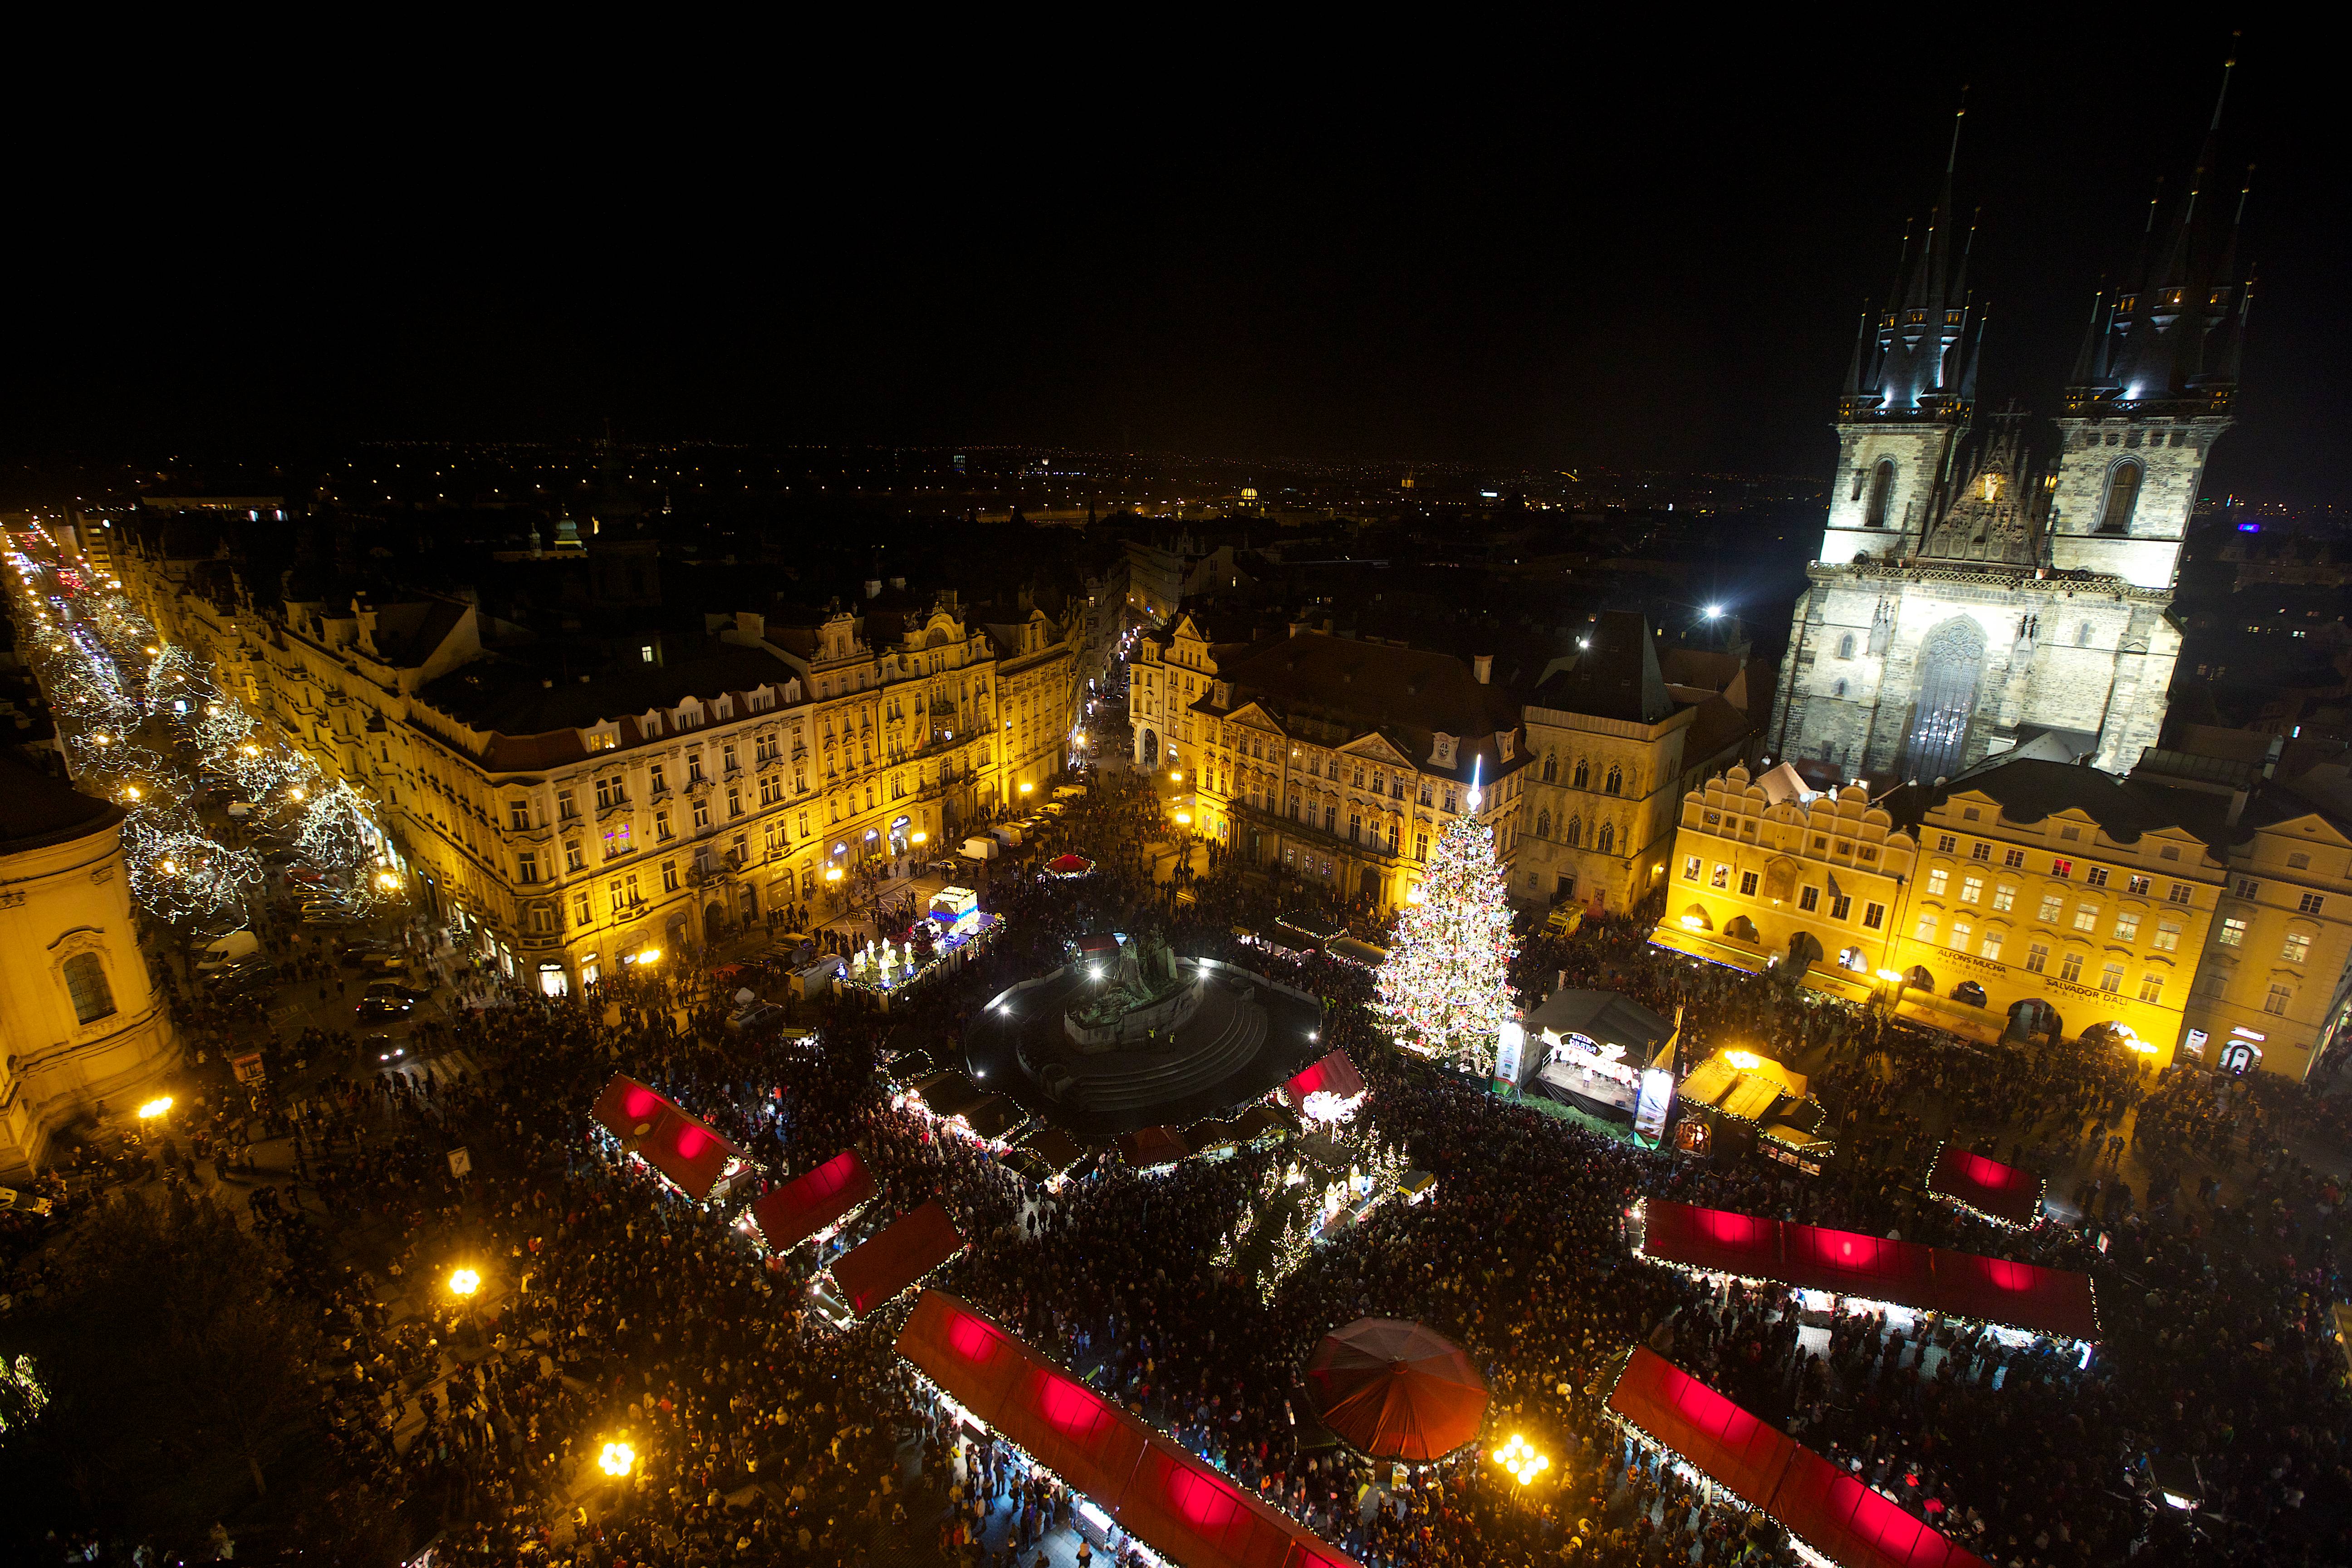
1374, 764, 1518, 1070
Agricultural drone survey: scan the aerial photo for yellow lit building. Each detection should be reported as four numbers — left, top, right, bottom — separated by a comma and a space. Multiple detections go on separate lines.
0, 756, 176, 1177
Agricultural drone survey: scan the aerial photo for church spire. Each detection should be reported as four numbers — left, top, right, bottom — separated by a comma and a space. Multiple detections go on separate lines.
1841, 97, 1977, 423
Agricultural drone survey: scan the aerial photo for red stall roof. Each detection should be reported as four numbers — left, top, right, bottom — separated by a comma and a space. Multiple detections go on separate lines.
592, 1073, 671, 1140
1926, 1147, 2045, 1227
1637, 1203, 2098, 1343
896, 1293, 1360, 1568
1604, 1344, 1798, 1510
637, 1107, 746, 1203
832, 1200, 966, 1317
750, 1151, 877, 1250
1281, 1050, 1365, 1111
1773, 1447, 1990, 1568
1607, 1350, 1986, 1568
1117, 1126, 1191, 1169
1927, 1251, 2098, 1343
1780, 1223, 1938, 1309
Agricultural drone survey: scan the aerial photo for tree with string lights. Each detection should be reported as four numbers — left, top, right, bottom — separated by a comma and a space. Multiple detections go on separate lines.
1373, 762, 1520, 1072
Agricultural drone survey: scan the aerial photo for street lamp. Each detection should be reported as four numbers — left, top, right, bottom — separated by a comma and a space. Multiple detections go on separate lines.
1876, 967, 1909, 1017
598, 1441, 637, 1478
1494, 1434, 1550, 1485
137, 1096, 173, 1121
447, 1267, 481, 1298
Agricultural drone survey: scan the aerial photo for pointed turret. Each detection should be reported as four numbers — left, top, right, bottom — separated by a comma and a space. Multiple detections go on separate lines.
2072, 46, 2252, 415
1841, 307, 1872, 397
1841, 99, 1976, 423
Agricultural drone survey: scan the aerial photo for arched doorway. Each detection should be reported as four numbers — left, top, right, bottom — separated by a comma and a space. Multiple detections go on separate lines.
2005, 997, 2062, 1042
703, 900, 727, 942
1904, 617, 1988, 783
1359, 866, 1380, 902
1903, 965, 1935, 991
1724, 916, 1760, 943
1681, 904, 1712, 931
1787, 931, 1824, 970
1140, 729, 1159, 768
2218, 1039, 2262, 1074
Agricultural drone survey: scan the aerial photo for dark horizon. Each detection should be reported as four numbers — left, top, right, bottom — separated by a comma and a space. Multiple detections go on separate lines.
9, 29, 2340, 505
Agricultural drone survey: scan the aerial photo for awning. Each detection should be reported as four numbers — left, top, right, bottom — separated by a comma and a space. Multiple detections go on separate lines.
591, 1073, 670, 1140
908, 1070, 990, 1121
1647, 926, 1768, 974
749, 1150, 875, 1250
1117, 1126, 1191, 1169
1637, 1201, 2098, 1342
896, 1293, 1360, 1568
636, 1107, 747, 1204
1013, 1126, 1085, 1176
1605, 1349, 1987, 1568
830, 1200, 966, 1317
1281, 1050, 1366, 1112
1925, 1145, 2045, 1228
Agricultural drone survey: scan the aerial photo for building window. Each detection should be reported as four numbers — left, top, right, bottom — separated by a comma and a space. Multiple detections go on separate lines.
1566, 817, 1583, 848
573, 891, 593, 928
1859, 900, 1880, 927
1573, 759, 1589, 789
2138, 973, 2163, 1003
2265, 982, 2293, 1016
1739, 869, 1758, 896
1388, 821, 1400, 853
62, 952, 114, 1024
1798, 886, 1819, 911
1604, 765, 1622, 795
1949, 920, 1971, 951
1683, 856, 1701, 881
2113, 911, 2140, 942
2153, 919, 2182, 951
517, 852, 539, 884
1415, 833, 1429, 860
508, 800, 531, 830
2283, 931, 2312, 964
2234, 877, 2261, 899
1926, 867, 1949, 896
557, 789, 577, 820
1598, 822, 1617, 853
2052, 857, 2074, 876
654, 810, 672, 841
727, 788, 743, 818
1836, 632, 1855, 659
2098, 960, 2123, 993
2038, 893, 2064, 922
650, 763, 666, 794
1971, 843, 1991, 862
2168, 882, 2193, 905
1979, 931, 2003, 962
2024, 942, 2050, 973
564, 842, 584, 873
2003, 848, 2025, 869
662, 859, 679, 892
1992, 883, 2016, 911
1863, 459, 1896, 528
2219, 917, 2247, 946
2085, 866, 2109, 887
2073, 903, 2098, 931
2058, 951, 2085, 982
2299, 892, 2327, 914
2097, 460, 2142, 533
1936, 834, 1957, 853
1710, 863, 1730, 889
603, 825, 632, 859
2126, 873, 2151, 894
1913, 914, 1938, 941
692, 801, 711, 831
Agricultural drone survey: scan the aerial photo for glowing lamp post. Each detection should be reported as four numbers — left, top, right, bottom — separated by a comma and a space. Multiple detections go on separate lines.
1876, 967, 1909, 1017
598, 1440, 637, 1479
1494, 1434, 1550, 1485
447, 1267, 480, 1299
137, 1096, 173, 1121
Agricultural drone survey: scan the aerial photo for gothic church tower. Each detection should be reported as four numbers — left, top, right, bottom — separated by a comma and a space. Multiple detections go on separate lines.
1770, 64, 2253, 786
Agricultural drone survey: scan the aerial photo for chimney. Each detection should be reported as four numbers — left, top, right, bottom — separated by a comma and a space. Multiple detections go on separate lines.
1474, 654, 1493, 685
889, 575, 906, 591
1288, 620, 1309, 639
864, 579, 882, 599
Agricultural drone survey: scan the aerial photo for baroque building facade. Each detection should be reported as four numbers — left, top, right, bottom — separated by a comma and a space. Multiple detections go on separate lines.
1770, 91, 2253, 785
112, 531, 1081, 995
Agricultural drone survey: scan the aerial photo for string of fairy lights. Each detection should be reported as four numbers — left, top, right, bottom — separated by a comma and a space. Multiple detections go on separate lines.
3, 548, 399, 927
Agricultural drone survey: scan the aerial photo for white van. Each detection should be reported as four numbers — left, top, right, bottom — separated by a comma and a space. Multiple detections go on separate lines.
195, 930, 262, 973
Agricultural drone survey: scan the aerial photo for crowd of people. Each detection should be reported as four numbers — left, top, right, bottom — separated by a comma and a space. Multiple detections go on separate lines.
12, 758, 2352, 1568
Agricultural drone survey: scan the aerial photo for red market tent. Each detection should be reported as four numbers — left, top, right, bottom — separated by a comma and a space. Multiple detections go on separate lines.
1281, 1051, 1366, 1114
831, 1200, 966, 1317
1048, 853, 1095, 876
1772, 1447, 1991, 1568
636, 1107, 746, 1203
895, 1293, 1361, 1568
1303, 1318, 1489, 1461
1606, 1350, 1986, 1568
591, 1073, 671, 1140
1638, 1202, 2097, 1343
750, 1151, 876, 1250
1604, 1344, 1798, 1510
1779, 1223, 1938, 1308
1926, 1251, 2099, 1343
1926, 1147, 2045, 1227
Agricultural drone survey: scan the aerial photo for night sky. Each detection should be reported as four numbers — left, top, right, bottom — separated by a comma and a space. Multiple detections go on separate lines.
12, 31, 2339, 501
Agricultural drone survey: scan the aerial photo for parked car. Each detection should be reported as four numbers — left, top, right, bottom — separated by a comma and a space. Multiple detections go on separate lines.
363, 980, 426, 1004
338, 939, 406, 968
356, 993, 415, 1023
725, 1000, 786, 1033
0, 1187, 54, 1217
208, 958, 284, 1000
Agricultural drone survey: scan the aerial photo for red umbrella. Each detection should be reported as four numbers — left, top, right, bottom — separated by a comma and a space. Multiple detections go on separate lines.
1304, 1318, 1489, 1461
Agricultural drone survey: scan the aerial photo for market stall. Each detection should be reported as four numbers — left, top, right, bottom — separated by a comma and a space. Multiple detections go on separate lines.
823, 1200, 967, 1319
1924, 1144, 2046, 1228
587, 1073, 749, 1204
1280, 1049, 1367, 1123
1303, 1318, 1488, 1462
1603, 1348, 1987, 1568
1632, 1200, 2098, 1344
747, 1150, 876, 1252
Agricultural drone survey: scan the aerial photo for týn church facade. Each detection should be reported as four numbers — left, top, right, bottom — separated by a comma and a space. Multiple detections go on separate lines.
1768, 76, 2254, 788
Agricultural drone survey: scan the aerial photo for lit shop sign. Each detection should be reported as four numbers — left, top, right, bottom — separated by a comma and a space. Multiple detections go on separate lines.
1493, 1020, 1525, 1086
1634, 1068, 1675, 1141
2230, 1026, 2268, 1042
2184, 1029, 2209, 1058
